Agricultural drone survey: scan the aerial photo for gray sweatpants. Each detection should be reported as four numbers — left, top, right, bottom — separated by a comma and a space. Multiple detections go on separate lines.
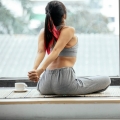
37, 67, 111, 95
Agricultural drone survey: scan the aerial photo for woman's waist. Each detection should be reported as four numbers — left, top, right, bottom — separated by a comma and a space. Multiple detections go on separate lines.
47, 57, 76, 70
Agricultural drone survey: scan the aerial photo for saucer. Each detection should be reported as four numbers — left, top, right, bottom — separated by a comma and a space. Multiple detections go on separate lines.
13, 89, 28, 92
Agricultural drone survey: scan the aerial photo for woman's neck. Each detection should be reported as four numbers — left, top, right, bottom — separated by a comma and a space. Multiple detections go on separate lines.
56, 23, 65, 30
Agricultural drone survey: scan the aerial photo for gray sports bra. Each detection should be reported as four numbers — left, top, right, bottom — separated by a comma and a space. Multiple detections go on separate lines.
59, 40, 78, 57
50, 25, 78, 57
50, 37, 78, 57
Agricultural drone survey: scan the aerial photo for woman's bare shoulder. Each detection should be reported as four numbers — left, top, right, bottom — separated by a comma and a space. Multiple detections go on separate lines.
39, 28, 44, 35
60, 26, 75, 36
67, 26, 75, 30
61, 26, 75, 32
37, 28, 45, 42
38, 28, 44, 38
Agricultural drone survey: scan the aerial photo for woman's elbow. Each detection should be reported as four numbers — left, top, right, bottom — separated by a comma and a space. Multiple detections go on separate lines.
37, 49, 45, 54
51, 49, 60, 58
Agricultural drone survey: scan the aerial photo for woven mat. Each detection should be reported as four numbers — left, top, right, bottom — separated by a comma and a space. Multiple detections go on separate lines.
0, 86, 120, 99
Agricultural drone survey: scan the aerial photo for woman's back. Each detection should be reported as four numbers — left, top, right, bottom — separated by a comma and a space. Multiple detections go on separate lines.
46, 26, 78, 70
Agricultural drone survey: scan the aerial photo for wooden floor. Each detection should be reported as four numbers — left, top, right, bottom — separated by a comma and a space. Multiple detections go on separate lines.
0, 86, 120, 99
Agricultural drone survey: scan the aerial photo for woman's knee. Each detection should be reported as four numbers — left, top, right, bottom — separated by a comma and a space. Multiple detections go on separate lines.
103, 76, 111, 87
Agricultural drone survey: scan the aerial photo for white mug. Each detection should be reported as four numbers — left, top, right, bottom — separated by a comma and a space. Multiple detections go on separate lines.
15, 83, 27, 91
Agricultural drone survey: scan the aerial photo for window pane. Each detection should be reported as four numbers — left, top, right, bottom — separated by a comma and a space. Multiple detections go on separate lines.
74, 34, 119, 76
0, 0, 119, 77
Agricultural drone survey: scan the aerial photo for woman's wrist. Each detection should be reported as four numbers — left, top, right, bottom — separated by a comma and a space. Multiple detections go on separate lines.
32, 68, 36, 70
33, 66, 37, 70
37, 67, 45, 76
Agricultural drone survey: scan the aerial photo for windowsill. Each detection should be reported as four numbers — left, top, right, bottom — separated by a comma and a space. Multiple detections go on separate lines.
0, 86, 120, 119
0, 77, 37, 87
0, 77, 29, 81
0, 86, 120, 104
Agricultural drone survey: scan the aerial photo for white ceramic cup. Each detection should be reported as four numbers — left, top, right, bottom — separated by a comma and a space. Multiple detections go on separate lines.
15, 83, 27, 91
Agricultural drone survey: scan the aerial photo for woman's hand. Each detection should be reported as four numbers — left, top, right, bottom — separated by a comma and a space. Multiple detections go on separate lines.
28, 68, 44, 82
28, 69, 39, 82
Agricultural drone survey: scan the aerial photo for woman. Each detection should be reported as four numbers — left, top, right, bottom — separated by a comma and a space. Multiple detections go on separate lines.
28, 1, 111, 95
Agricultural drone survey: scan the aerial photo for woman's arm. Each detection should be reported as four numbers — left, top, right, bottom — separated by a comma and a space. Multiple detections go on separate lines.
33, 28, 46, 70
28, 29, 46, 82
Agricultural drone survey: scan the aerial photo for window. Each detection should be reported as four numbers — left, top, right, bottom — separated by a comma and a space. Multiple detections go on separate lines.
0, 0, 119, 78
108, 17, 115, 22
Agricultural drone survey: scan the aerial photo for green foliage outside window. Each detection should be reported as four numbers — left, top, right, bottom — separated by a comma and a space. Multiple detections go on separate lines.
0, 0, 111, 34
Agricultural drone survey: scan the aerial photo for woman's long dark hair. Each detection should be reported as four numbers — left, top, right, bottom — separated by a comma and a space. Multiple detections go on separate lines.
44, 1, 66, 54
